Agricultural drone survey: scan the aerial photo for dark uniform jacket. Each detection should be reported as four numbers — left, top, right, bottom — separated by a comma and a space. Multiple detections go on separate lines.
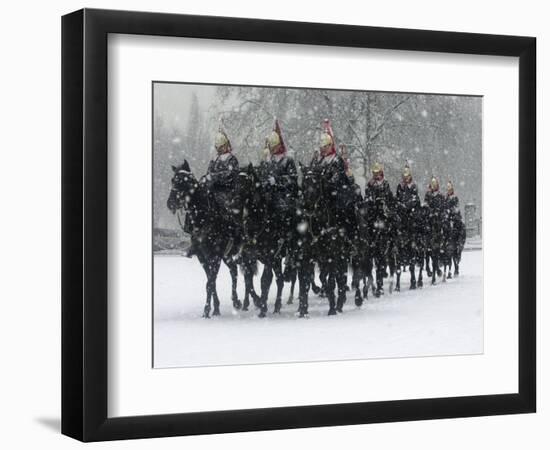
365, 177, 394, 217
396, 181, 420, 212
206, 152, 239, 223
264, 154, 298, 216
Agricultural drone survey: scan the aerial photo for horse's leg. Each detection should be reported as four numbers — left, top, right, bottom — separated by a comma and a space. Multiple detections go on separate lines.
273, 259, 285, 314
326, 271, 337, 315
453, 251, 460, 276
409, 258, 417, 289
431, 250, 438, 285
287, 269, 296, 304
336, 260, 347, 313
203, 264, 213, 319
224, 257, 242, 310
374, 253, 385, 298
211, 259, 222, 316
259, 263, 273, 318
352, 258, 363, 307
297, 265, 310, 318
393, 250, 401, 293
417, 252, 424, 288
319, 265, 328, 297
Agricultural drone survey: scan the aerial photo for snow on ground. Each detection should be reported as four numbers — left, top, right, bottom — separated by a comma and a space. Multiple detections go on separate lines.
154, 251, 483, 368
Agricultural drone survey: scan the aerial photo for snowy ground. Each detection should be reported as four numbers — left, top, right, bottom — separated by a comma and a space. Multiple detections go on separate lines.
154, 250, 483, 368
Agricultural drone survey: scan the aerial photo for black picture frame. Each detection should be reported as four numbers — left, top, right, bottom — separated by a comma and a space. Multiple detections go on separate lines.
61, 8, 536, 442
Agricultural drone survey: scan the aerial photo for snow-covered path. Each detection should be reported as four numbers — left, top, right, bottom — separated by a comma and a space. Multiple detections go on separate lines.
154, 251, 483, 368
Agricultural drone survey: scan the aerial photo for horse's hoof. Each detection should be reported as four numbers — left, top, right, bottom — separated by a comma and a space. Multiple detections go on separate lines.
242, 306, 249, 312
287, 297, 294, 305
328, 308, 337, 316
418, 281, 423, 288
233, 300, 242, 310
258, 310, 267, 318
437, 269, 443, 277
395, 286, 400, 292
212, 308, 220, 316
447, 272, 452, 279
431, 280, 436, 286
355, 296, 363, 307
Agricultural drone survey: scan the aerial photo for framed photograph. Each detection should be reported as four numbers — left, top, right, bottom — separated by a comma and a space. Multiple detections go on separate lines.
62, 8, 536, 442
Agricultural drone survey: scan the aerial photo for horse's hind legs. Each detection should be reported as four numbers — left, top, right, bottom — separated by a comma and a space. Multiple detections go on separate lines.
226, 259, 242, 310
287, 272, 296, 305
273, 261, 284, 314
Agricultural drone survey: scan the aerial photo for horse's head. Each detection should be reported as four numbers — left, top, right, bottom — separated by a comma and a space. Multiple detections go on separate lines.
166, 160, 198, 213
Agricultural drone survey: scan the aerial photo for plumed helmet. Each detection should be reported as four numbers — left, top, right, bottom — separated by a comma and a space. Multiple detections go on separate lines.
320, 132, 333, 148
430, 177, 439, 190
403, 165, 412, 178
447, 180, 454, 192
372, 162, 383, 174
267, 130, 281, 150
215, 131, 229, 150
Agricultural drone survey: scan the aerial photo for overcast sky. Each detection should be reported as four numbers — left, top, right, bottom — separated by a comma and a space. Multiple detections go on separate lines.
153, 83, 216, 129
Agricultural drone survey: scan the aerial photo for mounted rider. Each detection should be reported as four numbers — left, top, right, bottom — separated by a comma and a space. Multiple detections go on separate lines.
445, 180, 460, 216
424, 176, 446, 278
365, 161, 394, 215
204, 126, 241, 256
395, 163, 421, 232
364, 161, 394, 296
263, 119, 298, 256
424, 176, 446, 217
314, 119, 356, 231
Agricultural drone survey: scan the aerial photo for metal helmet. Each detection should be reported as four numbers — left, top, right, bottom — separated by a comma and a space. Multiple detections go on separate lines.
215, 131, 229, 150
267, 130, 281, 150
320, 132, 333, 148
372, 162, 383, 174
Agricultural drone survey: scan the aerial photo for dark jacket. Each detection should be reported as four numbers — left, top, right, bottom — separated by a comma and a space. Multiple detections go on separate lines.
264, 155, 298, 215
396, 181, 420, 213
207, 153, 239, 190
315, 154, 355, 209
365, 178, 394, 216
206, 152, 240, 224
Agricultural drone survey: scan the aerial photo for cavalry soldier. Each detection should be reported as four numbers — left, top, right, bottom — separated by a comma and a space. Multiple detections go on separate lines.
365, 162, 394, 212
263, 119, 298, 254
396, 163, 420, 214
395, 163, 421, 288
364, 162, 394, 296
424, 176, 446, 279
424, 176, 446, 217
204, 126, 241, 255
445, 180, 460, 215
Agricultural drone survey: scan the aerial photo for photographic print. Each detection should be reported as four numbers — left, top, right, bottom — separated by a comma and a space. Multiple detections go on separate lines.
153, 82, 483, 369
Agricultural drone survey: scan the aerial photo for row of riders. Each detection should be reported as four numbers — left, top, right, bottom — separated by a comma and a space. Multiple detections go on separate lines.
167, 119, 466, 318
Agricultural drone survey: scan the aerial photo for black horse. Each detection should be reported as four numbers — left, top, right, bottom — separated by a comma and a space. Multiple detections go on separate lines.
303, 163, 354, 315
167, 161, 242, 318
235, 163, 288, 317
